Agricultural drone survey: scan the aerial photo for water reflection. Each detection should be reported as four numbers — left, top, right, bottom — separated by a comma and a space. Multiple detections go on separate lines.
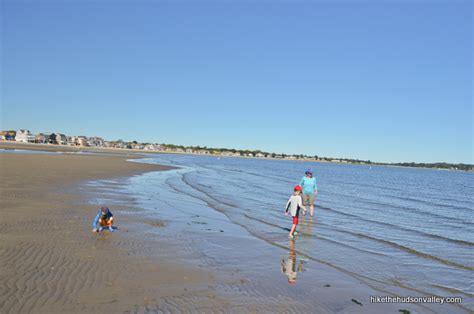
281, 239, 304, 285
300, 215, 313, 240
281, 217, 312, 284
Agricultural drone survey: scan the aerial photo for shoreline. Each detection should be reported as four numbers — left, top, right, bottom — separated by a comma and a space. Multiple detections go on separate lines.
2, 141, 470, 172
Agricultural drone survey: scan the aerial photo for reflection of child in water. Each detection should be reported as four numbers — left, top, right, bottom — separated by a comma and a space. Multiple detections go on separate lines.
281, 239, 304, 285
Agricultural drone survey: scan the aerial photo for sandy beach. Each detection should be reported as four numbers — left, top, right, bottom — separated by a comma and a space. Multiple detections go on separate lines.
0, 151, 220, 313
1, 145, 466, 313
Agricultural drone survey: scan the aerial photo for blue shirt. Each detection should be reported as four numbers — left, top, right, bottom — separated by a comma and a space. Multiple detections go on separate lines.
299, 176, 317, 195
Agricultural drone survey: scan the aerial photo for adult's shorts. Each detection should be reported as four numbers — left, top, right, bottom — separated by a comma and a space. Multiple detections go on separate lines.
302, 193, 315, 206
292, 216, 299, 225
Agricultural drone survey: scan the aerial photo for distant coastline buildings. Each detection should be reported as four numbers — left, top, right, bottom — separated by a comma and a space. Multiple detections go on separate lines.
0, 128, 346, 161
0, 129, 306, 160
1, 128, 472, 171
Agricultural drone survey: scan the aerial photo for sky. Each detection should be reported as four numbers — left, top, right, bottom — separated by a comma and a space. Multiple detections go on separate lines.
1, 0, 472, 164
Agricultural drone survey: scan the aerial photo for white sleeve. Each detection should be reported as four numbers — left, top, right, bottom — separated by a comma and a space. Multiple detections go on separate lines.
285, 197, 291, 212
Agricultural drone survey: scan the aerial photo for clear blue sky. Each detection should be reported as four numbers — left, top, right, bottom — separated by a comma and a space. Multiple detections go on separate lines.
1, 0, 472, 163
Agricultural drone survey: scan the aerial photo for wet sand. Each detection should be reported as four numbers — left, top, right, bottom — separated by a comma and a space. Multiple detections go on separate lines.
0, 147, 453, 313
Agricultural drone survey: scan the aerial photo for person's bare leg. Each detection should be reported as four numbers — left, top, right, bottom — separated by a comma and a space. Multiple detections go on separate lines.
303, 196, 307, 215
310, 205, 314, 217
289, 224, 297, 237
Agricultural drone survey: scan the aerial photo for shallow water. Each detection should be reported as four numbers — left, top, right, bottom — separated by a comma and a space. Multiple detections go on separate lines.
91, 154, 473, 311
0, 148, 62, 154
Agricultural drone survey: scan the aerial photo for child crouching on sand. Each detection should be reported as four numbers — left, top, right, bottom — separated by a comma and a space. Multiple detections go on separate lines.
92, 207, 114, 232
285, 185, 305, 239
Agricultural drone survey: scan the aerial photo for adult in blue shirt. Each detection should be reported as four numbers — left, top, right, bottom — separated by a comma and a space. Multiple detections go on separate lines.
299, 169, 318, 217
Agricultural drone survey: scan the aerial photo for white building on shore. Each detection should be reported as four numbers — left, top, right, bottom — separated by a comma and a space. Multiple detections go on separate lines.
15, 129, 35, 143
87, 137, 104, 147
55, 133, 68, 145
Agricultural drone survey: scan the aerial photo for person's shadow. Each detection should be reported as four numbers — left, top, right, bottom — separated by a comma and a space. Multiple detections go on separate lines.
281, 239, 304, 285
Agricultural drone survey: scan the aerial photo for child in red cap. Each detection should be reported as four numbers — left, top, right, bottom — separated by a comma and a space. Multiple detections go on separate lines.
285, 185, 305, 238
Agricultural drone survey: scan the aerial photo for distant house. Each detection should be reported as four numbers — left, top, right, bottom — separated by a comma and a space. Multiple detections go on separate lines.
48, 133, 58, 144
35, 133, 48, 144
114, 142, 127, 149
109, 141, 126, 149
66, 136, 77, 146
87, 137, 104, 147
256, 153, 265, 158
15, 129, 35, 143
77, 136, 88, 146
66, 136, 81, 146
1, 130, 16, 141
55, 134, 67, 145
68, 136, 77, 145
145, 144, 161, 151
131, 143, 144, 150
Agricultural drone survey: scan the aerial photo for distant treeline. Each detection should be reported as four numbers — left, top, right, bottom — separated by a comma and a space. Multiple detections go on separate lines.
158, 144, 473, 171
386, 162, 473, 171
